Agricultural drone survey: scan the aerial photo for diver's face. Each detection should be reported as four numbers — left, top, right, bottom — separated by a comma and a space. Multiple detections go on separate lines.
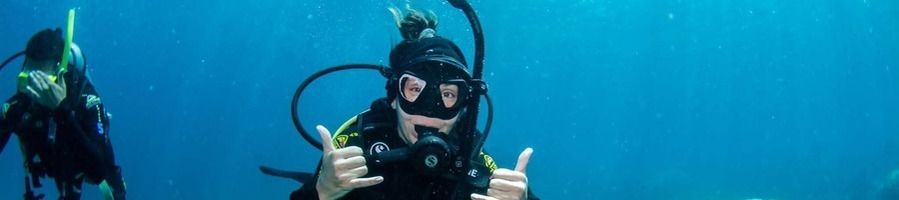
394, 98, 461, 145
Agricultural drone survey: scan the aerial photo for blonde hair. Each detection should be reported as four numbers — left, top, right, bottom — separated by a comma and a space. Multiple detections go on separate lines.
388, 6, 439, 40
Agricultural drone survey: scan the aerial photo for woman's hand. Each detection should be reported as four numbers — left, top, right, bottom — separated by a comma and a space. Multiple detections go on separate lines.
25, 71, 67, 110
472, 148, 533, 200
315, 125, 384, 200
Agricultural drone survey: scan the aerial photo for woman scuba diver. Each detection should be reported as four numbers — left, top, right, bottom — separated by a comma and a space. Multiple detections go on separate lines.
261, 0, 538, 199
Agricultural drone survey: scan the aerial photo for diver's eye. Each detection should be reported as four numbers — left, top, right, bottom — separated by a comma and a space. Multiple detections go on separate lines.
403, 86, 422, 102
442, 91, 456, 98
440, 84, 459, 108
402, 75, 425, 102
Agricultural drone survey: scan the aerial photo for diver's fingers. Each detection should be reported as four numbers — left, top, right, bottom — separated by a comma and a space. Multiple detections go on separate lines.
470, 193, 499, 200
57, 74, 66, 90
488, 178, 525, 193
514, 147, 533, 173
36, 71, 54, 91
487, 188, 522, 200
346, 176, 383, 189
337, 167, 370, 185
317, 125, 335, 154
29, 72, 47, 91
27, 86, 51, 107
37, 71, 54, 88
334, 155, 366, 171
487, 188, 504, 199
26, 86, 42, 100
332, 146, 364, 159
337, 170, 361, 183
48, 78, 65, 93
340, 166, 369, 179
491, 168, 527, 183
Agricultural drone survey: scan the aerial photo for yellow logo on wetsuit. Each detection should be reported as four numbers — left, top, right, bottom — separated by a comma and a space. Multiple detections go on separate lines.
85, 95, 101, 108
483, 154, 497, 173
334, 135, 349, 148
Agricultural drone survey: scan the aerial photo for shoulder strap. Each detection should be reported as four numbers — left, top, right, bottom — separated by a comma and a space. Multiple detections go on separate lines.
357, 98, 396, 134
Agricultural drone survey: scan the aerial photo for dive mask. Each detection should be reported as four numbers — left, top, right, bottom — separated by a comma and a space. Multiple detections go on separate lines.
18, 67, 63, 85
16, 63, 65, 94
397, 61, 473, 120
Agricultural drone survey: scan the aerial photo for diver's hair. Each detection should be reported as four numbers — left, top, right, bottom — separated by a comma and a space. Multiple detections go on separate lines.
25, 28, 64, 62
389, 6, 439, 40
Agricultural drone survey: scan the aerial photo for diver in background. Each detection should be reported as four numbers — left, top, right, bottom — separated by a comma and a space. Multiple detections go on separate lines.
288, 8, 538, 200
0, 28, 127, 200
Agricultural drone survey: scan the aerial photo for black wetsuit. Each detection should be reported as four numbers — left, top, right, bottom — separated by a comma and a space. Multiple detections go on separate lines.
291, 98, 537, 200
0, 71, 126, 200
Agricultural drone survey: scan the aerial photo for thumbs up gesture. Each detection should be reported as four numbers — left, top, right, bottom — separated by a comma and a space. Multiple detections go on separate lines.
314, 125, 384, 200
471, 148, 533, 200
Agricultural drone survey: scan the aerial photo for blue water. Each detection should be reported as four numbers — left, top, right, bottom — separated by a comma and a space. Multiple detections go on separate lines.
1, 0, 897, 199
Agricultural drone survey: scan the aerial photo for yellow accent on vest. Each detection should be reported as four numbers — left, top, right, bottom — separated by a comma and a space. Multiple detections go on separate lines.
334, 135, 349, 148
483, 153, 497, 173
332, 116, 358, 148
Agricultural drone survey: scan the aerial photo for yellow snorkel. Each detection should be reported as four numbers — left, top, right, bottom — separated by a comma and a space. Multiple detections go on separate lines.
17, 8, 74, 87
59, 8, 75, 77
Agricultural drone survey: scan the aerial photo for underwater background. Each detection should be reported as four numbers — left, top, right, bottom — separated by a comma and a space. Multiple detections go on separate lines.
1, 0, 898, 199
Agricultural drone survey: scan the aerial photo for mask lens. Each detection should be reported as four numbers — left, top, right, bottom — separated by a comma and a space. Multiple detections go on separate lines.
396, 62, 473, 119
439, 81, 465, 108
400, 74, 427, 103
